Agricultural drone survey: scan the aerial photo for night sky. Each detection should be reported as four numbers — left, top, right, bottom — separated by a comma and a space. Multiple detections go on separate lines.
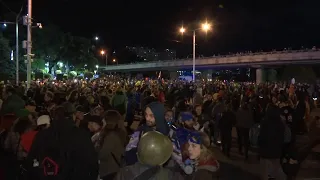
1, 0, 320, 57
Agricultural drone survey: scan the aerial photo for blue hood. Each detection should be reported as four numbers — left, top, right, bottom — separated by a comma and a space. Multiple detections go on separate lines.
146, 102, 169, 135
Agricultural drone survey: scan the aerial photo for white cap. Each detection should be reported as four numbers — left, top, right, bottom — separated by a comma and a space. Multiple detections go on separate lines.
37, 115, 50, 126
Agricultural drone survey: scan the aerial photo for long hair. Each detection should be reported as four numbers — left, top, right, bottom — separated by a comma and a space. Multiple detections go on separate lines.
98, 110, 127, 149
190, 132, 215, 164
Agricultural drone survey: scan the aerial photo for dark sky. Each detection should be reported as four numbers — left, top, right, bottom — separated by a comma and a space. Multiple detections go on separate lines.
1, 0, 320, 57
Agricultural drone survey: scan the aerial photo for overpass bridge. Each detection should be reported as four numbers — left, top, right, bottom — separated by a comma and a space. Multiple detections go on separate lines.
101, 50, 320, 72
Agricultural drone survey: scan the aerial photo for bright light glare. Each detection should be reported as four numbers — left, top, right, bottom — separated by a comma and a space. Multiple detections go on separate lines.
202, 22, 211, 31
113, 59, 116, 62
95, 36, 99, 40
100, 50, 105, 55
3, 23, 7, 27
179, 27, 185, 33
96, 65, 99, 69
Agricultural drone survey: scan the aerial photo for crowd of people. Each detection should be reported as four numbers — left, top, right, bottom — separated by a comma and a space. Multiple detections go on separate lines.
0, 77, 319, 180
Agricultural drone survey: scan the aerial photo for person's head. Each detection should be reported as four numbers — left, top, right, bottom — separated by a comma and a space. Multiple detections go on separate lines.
145, 102, 169, 135
14, 116, 33, 135
104, 110, 122, 129
206, 94, 212, 101
145, 106, 156, 127
165, 110, 173, 123
25, 100, 36, 113
272, 96, 278, 104
44, 91, 54, 102
187, 132, 212, 162
36, 115, 50, 131
87, 115, 103, 133
2, 86, 15, 100
67, 90, 79, 103
194, 105, 202, 115
75, 105, 85, 121
180, 112, 194, 128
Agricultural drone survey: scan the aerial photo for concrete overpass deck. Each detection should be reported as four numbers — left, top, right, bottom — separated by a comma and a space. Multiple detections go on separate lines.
101, 50, 320, 72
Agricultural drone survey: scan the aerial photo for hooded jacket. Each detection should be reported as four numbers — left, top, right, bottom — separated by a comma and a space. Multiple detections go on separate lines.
26, 117, 99, 180
125, 102, 169, 165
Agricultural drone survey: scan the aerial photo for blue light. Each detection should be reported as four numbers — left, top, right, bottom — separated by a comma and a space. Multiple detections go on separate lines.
10, 50, 13, 61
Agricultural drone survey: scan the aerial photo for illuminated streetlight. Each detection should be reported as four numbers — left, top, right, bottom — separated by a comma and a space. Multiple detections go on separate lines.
96, 65, 99, 69
112, 59, 116, 62
179, 27, 185, 33
3, 23, 7, 27
201, 22, 211, 32
178, 20, 212, 82
95, 36, 99, 41
100, 50, 105, 55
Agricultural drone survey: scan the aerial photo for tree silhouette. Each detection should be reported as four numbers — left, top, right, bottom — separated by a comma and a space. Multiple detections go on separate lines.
0, 33, 15, 80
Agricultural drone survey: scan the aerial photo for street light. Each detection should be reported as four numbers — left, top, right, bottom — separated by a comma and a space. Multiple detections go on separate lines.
113, 58, 118, 65
179, 21, 212, 82
96, 65, 99, 69
95, 36, 99, 41
100, 50, 108, 65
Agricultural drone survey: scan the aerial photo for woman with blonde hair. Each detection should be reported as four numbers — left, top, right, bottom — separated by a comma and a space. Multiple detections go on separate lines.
187, 131, 220, 180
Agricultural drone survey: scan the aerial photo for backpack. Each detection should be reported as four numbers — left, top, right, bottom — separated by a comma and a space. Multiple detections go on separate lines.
31, 130, 73, 179
249, 123, 260, 148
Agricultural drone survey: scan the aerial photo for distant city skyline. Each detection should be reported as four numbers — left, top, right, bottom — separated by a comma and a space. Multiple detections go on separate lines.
126, 46, 176, 61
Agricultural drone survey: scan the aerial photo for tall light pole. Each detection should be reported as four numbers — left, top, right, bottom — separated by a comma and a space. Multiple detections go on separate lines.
26, 0, 32, 89
100, 50, 107, 65
179, 21, 211, 82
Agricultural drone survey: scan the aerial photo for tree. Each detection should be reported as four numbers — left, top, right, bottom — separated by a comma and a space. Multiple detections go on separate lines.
33, 25, 98, 73
0, 33, 15, 80
33, 24, 73, 73
66, 36, 98, 71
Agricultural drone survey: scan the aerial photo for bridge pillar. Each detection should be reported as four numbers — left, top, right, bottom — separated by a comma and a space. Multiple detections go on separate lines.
202, 70, 213, 81
169, 71, 178, 79
256, 68, 264, 84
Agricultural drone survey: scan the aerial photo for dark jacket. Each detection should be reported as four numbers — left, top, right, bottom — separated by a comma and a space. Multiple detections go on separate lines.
125, 102, 169, 165
258, 107, 285, 158
115, 163, 184, 180
26, 118, 99, 180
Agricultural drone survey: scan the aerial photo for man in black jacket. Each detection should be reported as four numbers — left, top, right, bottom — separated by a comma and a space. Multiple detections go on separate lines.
26, 105, 98, 180
258, 107, 286, 180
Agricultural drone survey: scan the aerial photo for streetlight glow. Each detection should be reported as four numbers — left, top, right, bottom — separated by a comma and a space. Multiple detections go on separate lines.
179, 27, 185, 33
202, 22, 211, 31
96, 65, 99, 69
113, 59, 116, 62
100, 50, 105, 55
3, 23, 7, 27
95, 36, 99, 41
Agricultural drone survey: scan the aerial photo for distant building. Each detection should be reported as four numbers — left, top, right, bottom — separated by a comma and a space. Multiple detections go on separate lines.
126, 46, 176, 61
159, 49, 176, 61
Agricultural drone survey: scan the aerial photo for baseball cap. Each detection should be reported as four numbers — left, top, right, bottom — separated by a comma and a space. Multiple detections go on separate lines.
37, 115, 50, 126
